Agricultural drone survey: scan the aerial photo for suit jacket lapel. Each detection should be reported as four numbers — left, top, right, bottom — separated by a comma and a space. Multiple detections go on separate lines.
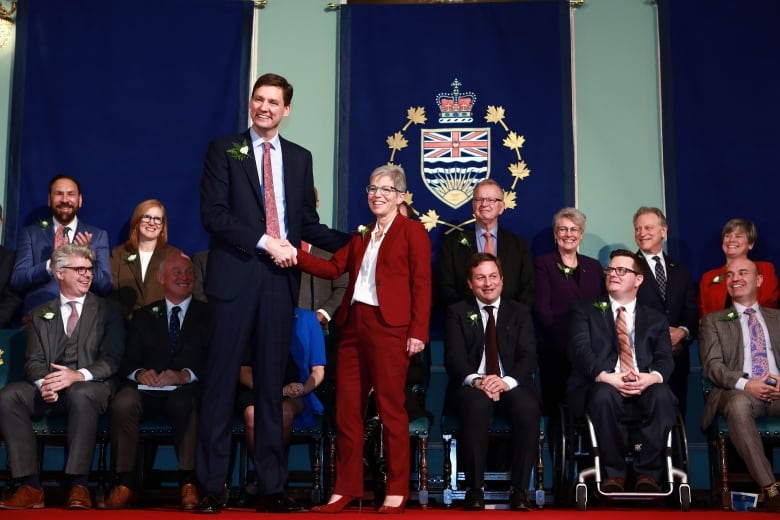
76, 294, 100, 364
240, 130, 264, 210
762, 307, 780, 366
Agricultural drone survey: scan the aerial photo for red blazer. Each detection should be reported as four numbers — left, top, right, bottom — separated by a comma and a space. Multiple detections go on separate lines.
296, 215, 432, 343
699, 260, 780, 317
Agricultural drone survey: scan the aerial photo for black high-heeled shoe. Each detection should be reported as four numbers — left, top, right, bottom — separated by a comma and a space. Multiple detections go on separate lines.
311, 495, 362, 514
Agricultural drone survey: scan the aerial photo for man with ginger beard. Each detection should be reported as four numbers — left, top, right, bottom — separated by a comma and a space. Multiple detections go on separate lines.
12, 175, 112, 317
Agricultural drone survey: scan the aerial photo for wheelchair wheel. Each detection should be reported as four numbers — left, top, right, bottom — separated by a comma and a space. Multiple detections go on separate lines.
575, 483, 587, 511
679, 483, 691, 512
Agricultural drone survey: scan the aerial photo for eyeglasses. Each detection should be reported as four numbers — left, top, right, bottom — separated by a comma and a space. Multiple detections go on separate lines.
556, 226, 582, 235
604, 266, 639, 277
61, 266, 94, 276
140, 214, 164, 225
473, 197, 503, 206
366, 185, 399, 196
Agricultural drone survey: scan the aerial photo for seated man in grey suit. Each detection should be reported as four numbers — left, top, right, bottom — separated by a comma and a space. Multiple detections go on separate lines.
444, 252, 540, 511
99, 252, 207, 510
700, 257, 780, 513
0, 244, 124, 510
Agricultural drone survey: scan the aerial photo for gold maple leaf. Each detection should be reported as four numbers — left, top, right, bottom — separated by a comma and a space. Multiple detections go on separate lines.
0, 347, 4, 366
508, 161, 531, 189
402, 106, 427, 131
405, 192, 414, 208
419, 209, 441, 231
387, 131, 408, 152
485, 105, 509, 131
502, 190, 517, 210
503, 131, 526, 154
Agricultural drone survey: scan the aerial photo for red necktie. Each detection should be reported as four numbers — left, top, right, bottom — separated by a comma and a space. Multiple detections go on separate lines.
66, 301, 79, 337
483, 232, 495, 255
263, 141, 281, 239
616, 307, 633, 373
484, 305, 500, 375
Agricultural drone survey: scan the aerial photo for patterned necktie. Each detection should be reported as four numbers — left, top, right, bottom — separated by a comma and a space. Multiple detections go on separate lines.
484, 305, 500, 376
66, 301, 79, 337
483, 232, 495, 255
263, 141, 281, 239
616, 306, 634, 374
63, 226, 72, 243
653, 255, 667, 300
745, 308, 770, 378
169, 305, 181, 350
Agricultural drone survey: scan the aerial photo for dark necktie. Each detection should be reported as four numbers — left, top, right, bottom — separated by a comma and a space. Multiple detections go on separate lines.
616, 306, 633, 374
653, 255, 667, 300
169, 306, 181, 351
484, 305, 500, 375
63, 226, 72, 243
66, 301, 79, 337
263, 141, 281, 239
745, 308, 769, 378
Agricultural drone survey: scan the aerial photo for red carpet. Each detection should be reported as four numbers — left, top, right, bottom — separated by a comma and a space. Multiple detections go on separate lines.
1, 506, 762, 519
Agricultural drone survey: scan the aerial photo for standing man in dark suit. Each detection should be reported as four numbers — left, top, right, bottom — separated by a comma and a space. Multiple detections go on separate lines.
0, 244, 124, 510
437, 178, 534, 309
0, 204, 21, 327
567, 249, 675, 493
197, 73, 349, 513
12, 175, 112, 317
633, 207, 698, 418
99, 252, 206, 510
700, 257, 780, 512
444, 252, 540, 511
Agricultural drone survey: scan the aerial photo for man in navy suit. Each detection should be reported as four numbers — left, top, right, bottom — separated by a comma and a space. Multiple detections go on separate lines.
11, 175, 112, 318
567, 249, 675, 493
633, 206, 698, 418
197, 73, 349, 513
444, 253, 540, 511
99, 252, 207, 510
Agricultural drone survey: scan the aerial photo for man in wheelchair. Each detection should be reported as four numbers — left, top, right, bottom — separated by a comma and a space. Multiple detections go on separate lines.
700, 257, 780, 513
567, 249, 676, 494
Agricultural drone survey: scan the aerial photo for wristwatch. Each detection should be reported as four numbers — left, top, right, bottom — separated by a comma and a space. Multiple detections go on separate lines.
472, 377, 483, 388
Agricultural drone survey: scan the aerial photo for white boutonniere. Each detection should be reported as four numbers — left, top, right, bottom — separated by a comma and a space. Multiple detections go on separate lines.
556, 262, 574, 279
458, 233, 471, 248
40, 308, 56, 320
720, 310, 739, 322
593, 301, 609, 315
467, 311, 479, 327
124, 252, 138, 264
227, 139, 250, 161
356, 224, 370, 239
149, 306, 164, 318
711, 274, 723, 284
39, 219, 50, 230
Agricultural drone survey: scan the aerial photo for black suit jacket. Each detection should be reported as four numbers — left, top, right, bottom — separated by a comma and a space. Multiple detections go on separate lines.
122, 298, 209, 378
566, 298, 674, 417
0, 245, 21, 327
444, 298, 538, 409
437, 226, 535, 308
200, 131, 349, 302
636, 251, 699, 340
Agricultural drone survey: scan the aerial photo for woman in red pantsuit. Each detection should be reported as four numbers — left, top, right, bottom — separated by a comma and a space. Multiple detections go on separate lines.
296, 164, 431, 514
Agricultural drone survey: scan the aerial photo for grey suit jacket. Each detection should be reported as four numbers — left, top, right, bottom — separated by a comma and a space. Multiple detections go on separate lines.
25, 293, 125, 390
700, 305, 780, 429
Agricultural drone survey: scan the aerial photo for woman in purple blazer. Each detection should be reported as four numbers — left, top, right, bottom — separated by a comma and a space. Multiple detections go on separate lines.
533, 207, 604, 421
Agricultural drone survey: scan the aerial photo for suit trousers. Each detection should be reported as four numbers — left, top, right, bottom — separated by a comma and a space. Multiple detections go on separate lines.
720, 390, 780, 487
110, 384, 199, 474
196, 258, 294, 495
0, 380, 110, 477
455, 384, 540, 490
586, 382, 676, 480
334, 302, 410, 497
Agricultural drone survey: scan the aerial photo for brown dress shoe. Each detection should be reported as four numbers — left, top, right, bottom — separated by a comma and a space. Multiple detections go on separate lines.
97, 485, 135, 509
181, 483, 200, 510
0, 485, 45, 509
763, 482, 780, 513
67, 485, 92, 510
601, 477, 625, 493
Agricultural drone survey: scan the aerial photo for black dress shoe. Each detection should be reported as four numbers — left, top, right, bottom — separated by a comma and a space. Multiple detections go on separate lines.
194, 494, 223, 514
509, 489, 532, 511
463, 489, 485, 511
256, 492, 306, 513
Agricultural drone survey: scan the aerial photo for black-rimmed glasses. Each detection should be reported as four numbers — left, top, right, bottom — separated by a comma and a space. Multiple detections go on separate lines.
366, 185, 399, 196
473, 197, 503, 206
140, 214, 164, 225
604, 266, 639, 277
61, 266, 94, 276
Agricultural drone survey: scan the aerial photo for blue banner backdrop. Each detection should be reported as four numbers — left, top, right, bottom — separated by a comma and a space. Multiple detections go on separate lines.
337, 1, 573, 266
658, 0, 780, 280
7, 0, 253, 255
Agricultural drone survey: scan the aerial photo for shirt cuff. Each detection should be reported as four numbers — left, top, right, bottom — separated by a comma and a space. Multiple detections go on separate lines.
317, 309, 332, 322
464, 374, 480, 387
735, 377, 748, 391
183, 368, 197, 383
502, 376, 518, 390
650, 370, 664, 383
78, 368, 93, 382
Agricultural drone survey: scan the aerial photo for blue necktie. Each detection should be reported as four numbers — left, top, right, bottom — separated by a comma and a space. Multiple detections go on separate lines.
169, 306, 181, 352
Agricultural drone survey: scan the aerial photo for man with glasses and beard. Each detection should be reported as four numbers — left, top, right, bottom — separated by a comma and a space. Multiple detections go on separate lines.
12, 175, 113, 318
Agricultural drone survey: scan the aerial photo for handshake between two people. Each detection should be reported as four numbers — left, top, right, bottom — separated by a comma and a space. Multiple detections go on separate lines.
265, 237, 298, 268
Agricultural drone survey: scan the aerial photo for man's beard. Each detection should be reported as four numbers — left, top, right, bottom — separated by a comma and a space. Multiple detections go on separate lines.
51, 204, 78, 225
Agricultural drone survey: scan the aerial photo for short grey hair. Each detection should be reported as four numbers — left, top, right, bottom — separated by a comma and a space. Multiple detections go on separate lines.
552, 207, 586, 230
369, 164, 407, 193
51, 244, 95, 271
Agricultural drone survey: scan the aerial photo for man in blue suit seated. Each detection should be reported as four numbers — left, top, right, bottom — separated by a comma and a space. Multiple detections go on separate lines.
11, 175, 112, 319
567, 249, 676, 494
